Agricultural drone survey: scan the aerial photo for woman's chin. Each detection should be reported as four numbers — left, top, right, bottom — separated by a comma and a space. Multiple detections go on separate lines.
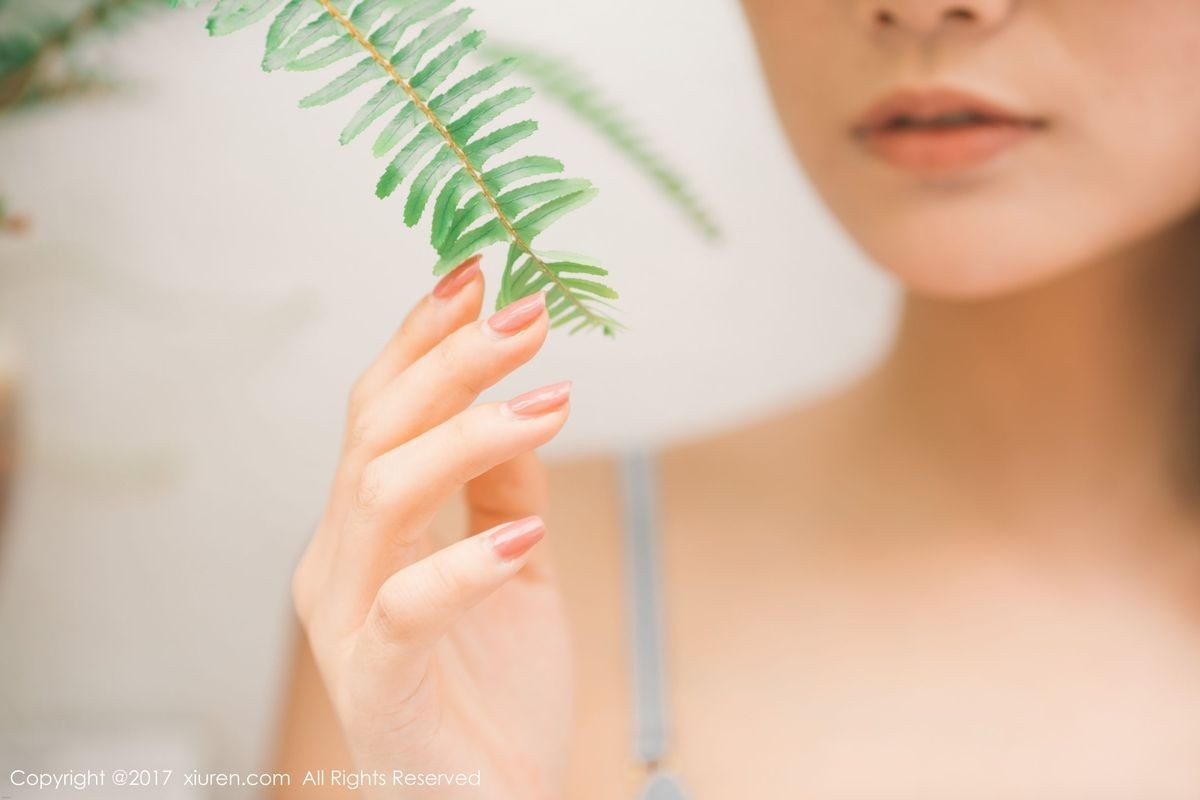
819, 176, 1127, 301
854, 229, 1101, 302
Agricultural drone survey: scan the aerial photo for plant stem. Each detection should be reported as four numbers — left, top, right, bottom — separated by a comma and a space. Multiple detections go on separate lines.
313, 0, 604, 325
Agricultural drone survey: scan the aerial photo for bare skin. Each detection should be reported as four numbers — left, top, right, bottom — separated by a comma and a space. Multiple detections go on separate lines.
551, 223, 1200, 799
276, 232, 1200, 800
274, 1, 1200, 797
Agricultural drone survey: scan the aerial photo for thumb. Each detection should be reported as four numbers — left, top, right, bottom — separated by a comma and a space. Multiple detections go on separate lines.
349, 515, 547, 714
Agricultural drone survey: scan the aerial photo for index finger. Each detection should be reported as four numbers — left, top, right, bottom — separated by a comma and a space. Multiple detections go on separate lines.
305, 256, 487, 587
348, 254, 485, 419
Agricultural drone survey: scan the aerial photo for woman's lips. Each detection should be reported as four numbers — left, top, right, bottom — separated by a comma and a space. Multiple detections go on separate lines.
851, 87, 1047, 174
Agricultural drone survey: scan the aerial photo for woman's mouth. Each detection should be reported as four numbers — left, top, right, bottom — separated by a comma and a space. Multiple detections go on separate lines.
851, 87, 1048, 174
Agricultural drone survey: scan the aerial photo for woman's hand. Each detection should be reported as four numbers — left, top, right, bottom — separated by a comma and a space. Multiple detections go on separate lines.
291, 256, 573, 799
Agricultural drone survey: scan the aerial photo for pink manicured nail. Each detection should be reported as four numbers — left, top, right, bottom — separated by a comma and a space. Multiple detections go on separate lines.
432, 254, 482, 301
485, 292, 546, 336
489, 515, 546, 561
503, 380, 572, 418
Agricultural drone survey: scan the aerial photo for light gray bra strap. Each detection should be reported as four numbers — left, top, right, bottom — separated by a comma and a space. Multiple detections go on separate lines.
621, 451, 689, 799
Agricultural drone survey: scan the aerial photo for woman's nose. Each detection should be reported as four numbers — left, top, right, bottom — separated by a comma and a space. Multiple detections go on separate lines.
854, 0, 1013, 37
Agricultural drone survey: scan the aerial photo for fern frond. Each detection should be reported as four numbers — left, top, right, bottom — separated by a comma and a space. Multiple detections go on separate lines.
205, 0, 619, 334
483, 42, 721, 241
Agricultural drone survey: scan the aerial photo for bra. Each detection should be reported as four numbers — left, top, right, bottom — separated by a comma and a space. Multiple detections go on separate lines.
620, 450, 690, 800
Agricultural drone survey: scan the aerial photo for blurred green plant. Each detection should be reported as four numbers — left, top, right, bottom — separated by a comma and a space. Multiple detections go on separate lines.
0, 0, 160, 111
0, 0, 171, 232
482, 43, 720, 242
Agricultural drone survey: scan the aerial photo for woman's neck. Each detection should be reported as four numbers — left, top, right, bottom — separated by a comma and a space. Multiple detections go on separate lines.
864, 216, 1200, 533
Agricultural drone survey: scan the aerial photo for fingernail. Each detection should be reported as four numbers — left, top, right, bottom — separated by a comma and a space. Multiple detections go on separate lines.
485, 292, 546, 337
432, 254, 482, 301
489, 515, 546, 561
503, 380, 572, 419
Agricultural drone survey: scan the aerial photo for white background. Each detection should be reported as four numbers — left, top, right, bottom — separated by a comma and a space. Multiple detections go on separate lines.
0, 0, 896, 793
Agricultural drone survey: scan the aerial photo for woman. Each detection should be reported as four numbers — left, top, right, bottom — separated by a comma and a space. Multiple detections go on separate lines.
275, 1, 1200, 796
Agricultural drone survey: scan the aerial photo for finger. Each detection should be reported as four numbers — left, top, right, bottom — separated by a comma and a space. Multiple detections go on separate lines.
344, 516, 547, 711
328, 382, 572, 624
465, 452, 554, 579
323, 291, 548, 593
346, 291, 549, 461
297, 259, 483, 615
348, 255, 484, 417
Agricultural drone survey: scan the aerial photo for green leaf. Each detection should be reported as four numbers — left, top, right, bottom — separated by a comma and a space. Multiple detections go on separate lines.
404, 146, 458, 226
514, 188, 598, 242
434, 219, 508, 274
298, 55, 375, 108
429, 57, 517, 119
496, 243, 524, 307
483, 42, 722, 240
509, 258, 551, 298
340, 81, 405, 145
549, 308, 585, 330
440, 191, 491, 252
390, 7, 470, 76
408, 29, 483, 100
481, 155, 564, 193
207, 0, 288, 36
285, 29, 360, 71
372, 102, 423, 157
496, 178, 591, 219
286, 32, 357, 71
560, 277, 618, 300
430, 170, 476, 249
540, 250, 608, 276
0, 35, 38, 78
345, 28, 482, 147
262, 0, 309, 69
437, 173, 581, 257
550, 261, 608, 277
375, 125, 441, 198
229, 0, 622, 334
369, 0, 451, 54
263, 9, 339, 71
463, 120, 538, 167
349, 0, 395, 31
447, 86, 533, 142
